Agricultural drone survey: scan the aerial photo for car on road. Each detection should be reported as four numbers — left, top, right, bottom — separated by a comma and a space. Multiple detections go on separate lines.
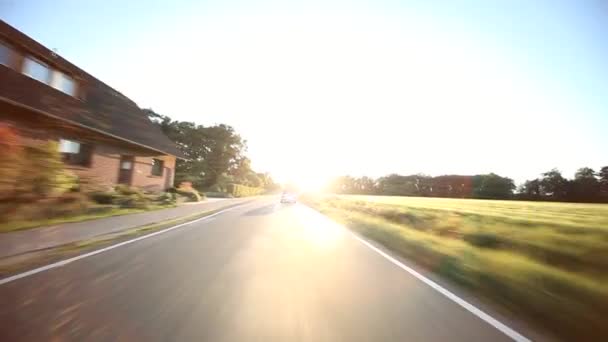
280, 192, 297, 204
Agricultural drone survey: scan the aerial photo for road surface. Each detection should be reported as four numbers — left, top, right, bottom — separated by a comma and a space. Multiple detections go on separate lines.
0, 198, 521, 341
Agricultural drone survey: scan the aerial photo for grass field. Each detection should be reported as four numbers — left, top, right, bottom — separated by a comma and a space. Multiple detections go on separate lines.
301, 194, 608, 340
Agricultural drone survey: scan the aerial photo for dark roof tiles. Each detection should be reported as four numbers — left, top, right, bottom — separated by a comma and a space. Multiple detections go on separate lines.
0, 20, 183, 158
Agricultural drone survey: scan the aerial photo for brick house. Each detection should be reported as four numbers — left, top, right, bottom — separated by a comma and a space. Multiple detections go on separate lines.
0, 20, 183, 191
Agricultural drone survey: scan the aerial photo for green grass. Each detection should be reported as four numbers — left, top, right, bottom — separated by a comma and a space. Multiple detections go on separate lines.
0, 202, 245, 276
0, 204, 176, 233
302, 194, 608, 340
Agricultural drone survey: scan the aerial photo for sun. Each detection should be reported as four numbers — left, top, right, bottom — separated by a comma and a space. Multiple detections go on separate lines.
280, 172, 330, 193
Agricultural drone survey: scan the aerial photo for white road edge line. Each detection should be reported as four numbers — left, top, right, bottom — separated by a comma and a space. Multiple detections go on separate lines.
0, 203, 249, 286
349, 232, 531, 342
302, 205, 531, 342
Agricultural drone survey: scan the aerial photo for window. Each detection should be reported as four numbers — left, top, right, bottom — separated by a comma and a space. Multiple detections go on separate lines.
151, 158, 164, 176
120, 160, 133, 170
59, 139, 92, 166
0, 42, 13, 67
23, 57, 51, 84
52, 71, 77, 96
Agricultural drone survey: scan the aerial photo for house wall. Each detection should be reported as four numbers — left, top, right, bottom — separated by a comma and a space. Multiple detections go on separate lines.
131, 155, 176, 191
68, 145, 176, 192
65, 145, 171, 191
0, 107, 176, 191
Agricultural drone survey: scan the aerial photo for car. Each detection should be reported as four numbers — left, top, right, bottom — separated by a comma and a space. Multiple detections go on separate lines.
280, 192, 297, 204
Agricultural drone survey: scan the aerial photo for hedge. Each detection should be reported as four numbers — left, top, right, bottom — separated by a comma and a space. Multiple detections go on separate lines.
226, 183, 264, 197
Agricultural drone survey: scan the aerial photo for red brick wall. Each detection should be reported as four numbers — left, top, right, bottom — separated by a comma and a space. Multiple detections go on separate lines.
66, 146, 176, 192
66, 143, 122, 190
131, 155, 176, 191
1, 108, 176, 191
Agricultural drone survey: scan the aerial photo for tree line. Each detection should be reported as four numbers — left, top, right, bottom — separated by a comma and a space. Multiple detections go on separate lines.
145, 109, 279, 192
327, 167, 608, 203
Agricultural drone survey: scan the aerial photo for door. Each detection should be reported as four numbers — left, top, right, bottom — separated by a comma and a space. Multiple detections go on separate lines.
118, 155, 134, 185
164, 167, 173, 189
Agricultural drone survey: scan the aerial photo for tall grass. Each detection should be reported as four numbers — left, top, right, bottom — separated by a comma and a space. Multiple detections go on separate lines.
302, 194, 608, 340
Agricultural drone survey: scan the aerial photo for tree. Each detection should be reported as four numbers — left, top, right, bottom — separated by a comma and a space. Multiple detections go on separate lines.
145, 109, 249, 189
257, 172, 280, 191
540, 169, 568, 200
570, 167, 599, 202
599, 166, 608, 200
328, 176, 357, 194
374, 174, 430, 196
472, 173, 515, 199
600, 166, 608, 183
518, 178, 541, 199
356, 176, 377, 194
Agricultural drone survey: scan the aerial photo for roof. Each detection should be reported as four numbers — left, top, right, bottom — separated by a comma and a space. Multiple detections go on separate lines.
0, 20, 184, 158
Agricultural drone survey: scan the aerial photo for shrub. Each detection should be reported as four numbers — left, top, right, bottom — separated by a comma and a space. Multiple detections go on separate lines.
114, 194, 149, 209
176, 188, 202, 202
54, 169, 80, 193
88, 191, 117, 205
14, 141, 65, 198
204, 191, 234, 198
114, 184, 144, 196
104, 185, 150, 208
1, 128, 81, 201
10, 193, 91, 221
0, 124, 23, 200
157, 192, 177, 205
226, 183, 264, 197
207, 184, 226, 193
170, 184, 203, 202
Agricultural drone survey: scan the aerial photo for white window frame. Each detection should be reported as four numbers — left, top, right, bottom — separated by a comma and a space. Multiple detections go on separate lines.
51, 70, 77, 96
58, 139, 81, 154
0, 41, 13, 67
22, 56, 52, 84
151, 158, 164, 176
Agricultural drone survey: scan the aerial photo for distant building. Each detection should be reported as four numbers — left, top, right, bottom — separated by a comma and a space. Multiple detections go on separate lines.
0, 20, 183, 191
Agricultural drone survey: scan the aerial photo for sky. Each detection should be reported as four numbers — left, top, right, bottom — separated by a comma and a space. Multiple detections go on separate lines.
2, 0, 607, 188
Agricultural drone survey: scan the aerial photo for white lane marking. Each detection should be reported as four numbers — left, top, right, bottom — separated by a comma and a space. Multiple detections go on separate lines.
0, 203, 249, 286
304, 207, 531, 342
353, 234, 531, 342
351, 235, 531, 342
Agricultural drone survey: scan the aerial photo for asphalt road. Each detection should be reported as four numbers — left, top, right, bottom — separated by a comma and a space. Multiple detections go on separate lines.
0, 198, 519, 341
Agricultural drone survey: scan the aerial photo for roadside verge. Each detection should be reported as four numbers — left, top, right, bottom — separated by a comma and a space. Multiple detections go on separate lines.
301, 197, 599, 341
0, 200, 253, 280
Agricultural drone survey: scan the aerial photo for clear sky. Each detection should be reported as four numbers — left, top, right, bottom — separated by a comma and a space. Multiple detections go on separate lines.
2, 0, 607, 188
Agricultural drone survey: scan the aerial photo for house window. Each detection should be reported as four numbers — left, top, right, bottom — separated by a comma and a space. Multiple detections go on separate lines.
52, 71, 77, 96
151, 158, 164, 176
59, 138, 92, 166
0, 41, 13, 67
23, 57, 51, 84
120, 160, 133, 170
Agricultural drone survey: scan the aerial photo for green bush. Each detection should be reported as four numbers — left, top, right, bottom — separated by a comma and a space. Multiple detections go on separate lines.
88, 191, 117, 205
207, 184, 226, 193
157, 192, 177, 205
9, 193, 91, 221
1, 129, 82, 201
54, 169, 80, 193
114, 194, 149, 209
0, 124, 23, 200
226, 183, 264, 197
170, 185, 203, 202
14, 141, 66, 198
114, 184, 144, 196
104, 186, 149, 208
